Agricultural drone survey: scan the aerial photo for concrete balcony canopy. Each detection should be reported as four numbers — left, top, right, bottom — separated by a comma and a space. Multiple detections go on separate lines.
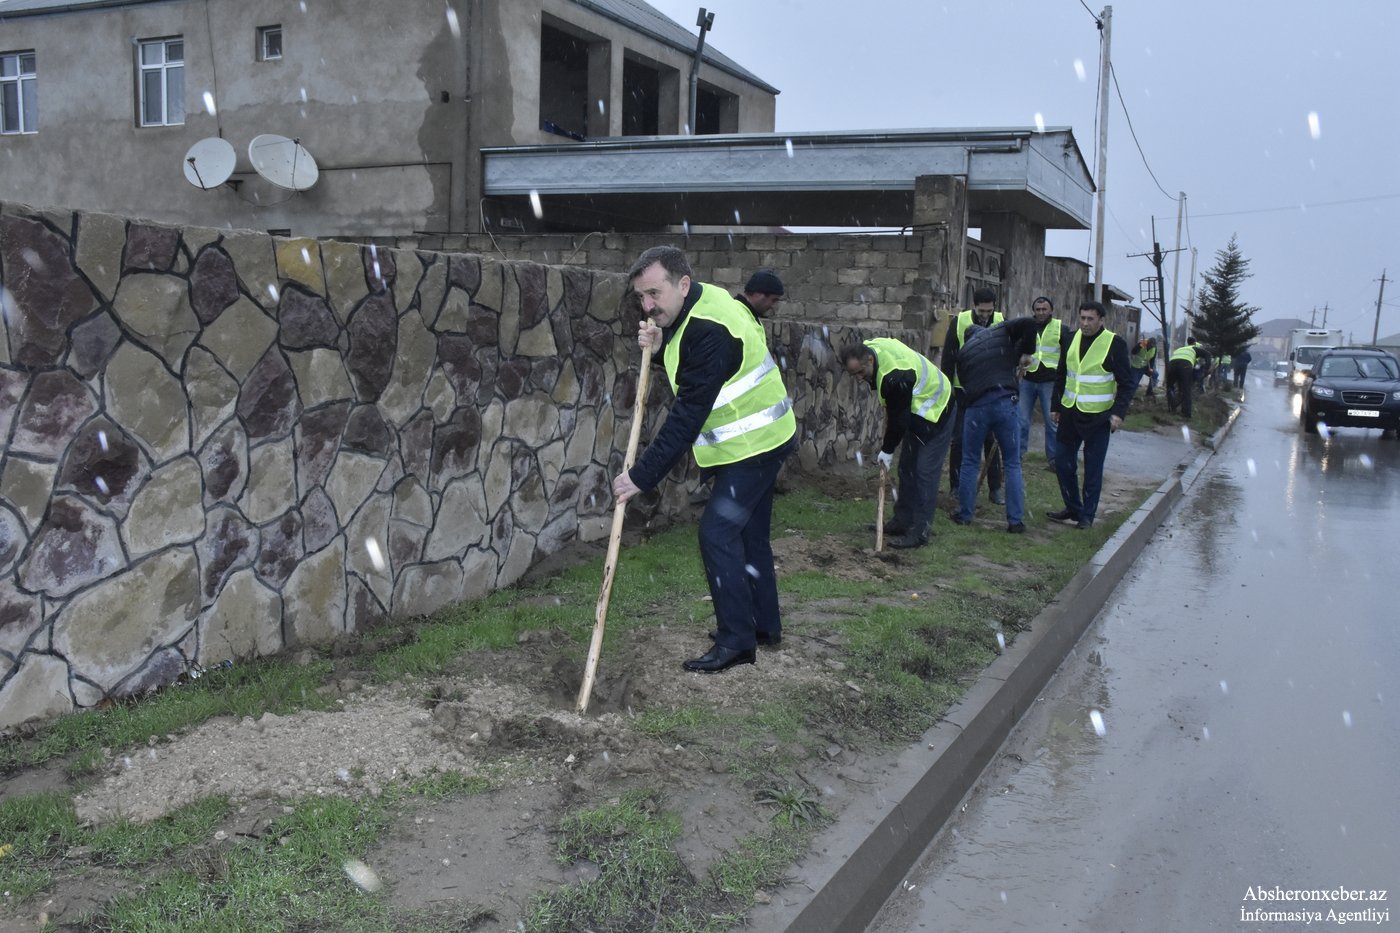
481, 126, 1094, 232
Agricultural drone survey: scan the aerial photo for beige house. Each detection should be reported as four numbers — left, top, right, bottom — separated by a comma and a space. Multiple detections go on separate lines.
0, 0, 778, 236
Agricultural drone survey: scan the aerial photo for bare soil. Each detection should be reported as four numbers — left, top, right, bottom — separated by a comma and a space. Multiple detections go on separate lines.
0, 461, 1169, 932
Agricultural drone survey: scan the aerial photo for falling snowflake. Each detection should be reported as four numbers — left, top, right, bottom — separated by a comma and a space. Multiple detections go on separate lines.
364, 538, 386, 571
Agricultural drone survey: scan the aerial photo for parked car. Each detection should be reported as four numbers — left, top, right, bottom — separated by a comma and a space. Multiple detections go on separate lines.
1273, 360, 1290, 383
1299, 348, 1400, 436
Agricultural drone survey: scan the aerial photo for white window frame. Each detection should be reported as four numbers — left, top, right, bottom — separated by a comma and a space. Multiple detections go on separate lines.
138, 37, 184, 127
0, 50, 38, 135
258, 25, 282, 62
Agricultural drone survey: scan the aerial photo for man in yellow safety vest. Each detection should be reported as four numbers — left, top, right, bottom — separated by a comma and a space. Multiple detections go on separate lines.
1046, 301, 1136, 530
1017, 296, 1072, 467
840, 337, 957, 548
614, 246, 797, 674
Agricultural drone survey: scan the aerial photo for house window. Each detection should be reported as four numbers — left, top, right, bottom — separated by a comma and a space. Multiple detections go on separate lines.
622, 58, 659, 136
138, 37, 184, 127
1, 51, 38, 135
258, 26, 282, 62
694, 84, 738, 135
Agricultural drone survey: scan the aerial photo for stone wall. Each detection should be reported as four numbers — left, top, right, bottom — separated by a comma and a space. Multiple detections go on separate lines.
0, 204, 887, 729
344, 232, 936, 333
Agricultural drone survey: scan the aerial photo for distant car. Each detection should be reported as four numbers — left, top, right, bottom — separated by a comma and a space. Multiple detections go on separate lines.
1299, 348, 1400, 436
1273, 360, 1290, 383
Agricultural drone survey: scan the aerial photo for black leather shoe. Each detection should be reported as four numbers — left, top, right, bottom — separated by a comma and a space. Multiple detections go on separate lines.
867, 521, 908, 536
951, 515, 972, 526
1007, 522, 1026, 534
888, 533, 928, 549
683, 645, 756, 673
1046, 508, 1076, 522
710, 629, 781, 647
1075, 518, 1094, 530
989, 489, 1005, 505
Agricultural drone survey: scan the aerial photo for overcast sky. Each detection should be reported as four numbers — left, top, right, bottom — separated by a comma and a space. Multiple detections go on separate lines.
645, 0, 1400, 340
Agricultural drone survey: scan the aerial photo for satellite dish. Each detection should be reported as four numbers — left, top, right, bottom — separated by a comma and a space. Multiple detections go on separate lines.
248, 134, 319, 191
183, 137, 236, 190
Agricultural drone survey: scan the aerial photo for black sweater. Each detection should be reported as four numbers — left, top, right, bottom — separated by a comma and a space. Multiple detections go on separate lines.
955, 317, 1040, 407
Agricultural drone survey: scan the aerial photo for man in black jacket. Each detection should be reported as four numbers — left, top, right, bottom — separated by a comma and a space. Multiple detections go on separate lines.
1018, 296, 1072, 466
841, 338, 957, 548
613, 247, 797, 674
950, 317, 1040, 531
735, 269, 784, 321
942, 287, 1004, 504
1048, 301, 1136, 529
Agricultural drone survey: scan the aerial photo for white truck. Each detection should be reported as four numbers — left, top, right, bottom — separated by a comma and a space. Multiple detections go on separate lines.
1286, 328, 1344, 387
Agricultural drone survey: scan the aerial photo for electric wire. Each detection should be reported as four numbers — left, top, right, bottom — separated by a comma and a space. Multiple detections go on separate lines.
1188, 191, 1400, 219
1109, 63, 1173, 200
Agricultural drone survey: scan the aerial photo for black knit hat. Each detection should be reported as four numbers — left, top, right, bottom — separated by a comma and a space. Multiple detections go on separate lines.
744, 269, 785, 296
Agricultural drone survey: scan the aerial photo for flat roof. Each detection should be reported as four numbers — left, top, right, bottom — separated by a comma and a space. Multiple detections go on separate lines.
483, 127, 1095, 231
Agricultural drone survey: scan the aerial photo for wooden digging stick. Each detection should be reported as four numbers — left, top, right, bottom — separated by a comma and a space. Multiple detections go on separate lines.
876, 465, 888, 552
976, 436, 1001, 493
576, 337, 654, 714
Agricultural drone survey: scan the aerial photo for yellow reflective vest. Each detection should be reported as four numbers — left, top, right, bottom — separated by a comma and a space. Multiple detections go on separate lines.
1170, 345, 1198, 365
1062, 328, 1117, 414
663, 285, 796, 468
1025, 319, 1063, 375
865, 338, 952, 425
951, 308, 1004, 388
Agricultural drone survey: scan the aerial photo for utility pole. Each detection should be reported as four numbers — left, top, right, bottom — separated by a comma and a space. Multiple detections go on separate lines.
1169, 192, 1184, 344
1092, 6, 1113, 303
1374, 270, 1389, 345
1180, 246, 1197, 346
1309, 306, 1316, 327
687, 8, 715, 135
1127, 223, 1182, 358
1321, 303, 1329, 328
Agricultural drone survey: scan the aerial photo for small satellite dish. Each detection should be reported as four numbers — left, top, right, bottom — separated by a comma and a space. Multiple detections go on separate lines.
248, 134, 320, 191
183, 137, 236, 190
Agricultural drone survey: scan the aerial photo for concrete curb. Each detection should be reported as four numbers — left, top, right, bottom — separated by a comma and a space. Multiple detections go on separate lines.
751, 446, 1211, 933
1203, 399, 1243, 450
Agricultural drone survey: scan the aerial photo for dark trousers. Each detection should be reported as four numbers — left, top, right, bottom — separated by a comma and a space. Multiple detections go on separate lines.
1054, 413, 1112, 524
948, 400, 1002, 494
893, 402, 958, 541
1233, 364, 1248, 388
700, 439, 793, 652
1166, 360, 1194, 417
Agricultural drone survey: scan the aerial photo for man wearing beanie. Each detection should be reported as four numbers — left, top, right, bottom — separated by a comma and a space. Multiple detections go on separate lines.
736, 269, 785, 321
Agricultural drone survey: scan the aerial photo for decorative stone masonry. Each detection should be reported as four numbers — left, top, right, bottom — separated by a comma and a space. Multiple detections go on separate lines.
0, 203, 887, 729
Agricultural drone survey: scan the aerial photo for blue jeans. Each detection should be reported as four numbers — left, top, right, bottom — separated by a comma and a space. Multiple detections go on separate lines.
1054, 413, 1112, 524
1017, 380, 1057, 461
893, 402, 957, 541
700, 439, 793, 652
957, 397, 1024, 525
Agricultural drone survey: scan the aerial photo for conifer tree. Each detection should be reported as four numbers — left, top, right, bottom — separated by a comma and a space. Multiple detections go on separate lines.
1190, 235, 1261, 357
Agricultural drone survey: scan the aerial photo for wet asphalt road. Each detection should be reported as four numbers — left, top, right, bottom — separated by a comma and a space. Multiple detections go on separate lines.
868, 379, 1400, 932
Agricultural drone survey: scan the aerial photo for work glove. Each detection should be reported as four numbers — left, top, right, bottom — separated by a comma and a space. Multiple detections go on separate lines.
877, 450, 894, 471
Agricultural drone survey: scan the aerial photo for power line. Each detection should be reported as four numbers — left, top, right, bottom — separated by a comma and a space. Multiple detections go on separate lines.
1187, 191, 1400, 219
1076, 0, 1100, 23
1108, 63, 1174, 200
